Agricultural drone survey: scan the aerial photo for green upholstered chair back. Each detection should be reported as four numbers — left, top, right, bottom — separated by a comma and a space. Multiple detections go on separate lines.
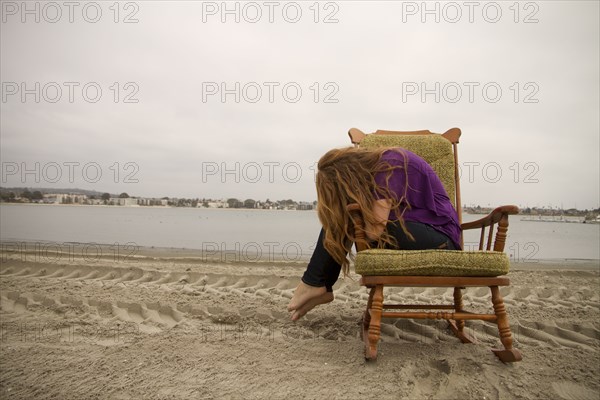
359, 133, 458, 211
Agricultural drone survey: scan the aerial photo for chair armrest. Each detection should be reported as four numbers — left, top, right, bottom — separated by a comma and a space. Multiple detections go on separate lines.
461, 205, 519, 230
461, 205, 519, 252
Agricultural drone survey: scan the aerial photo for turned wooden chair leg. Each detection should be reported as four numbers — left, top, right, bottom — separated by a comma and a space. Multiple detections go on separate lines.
490, 286, 522, 362
361, 286, 375, 340
448, 287, 475, 343
365, 284, 384, 360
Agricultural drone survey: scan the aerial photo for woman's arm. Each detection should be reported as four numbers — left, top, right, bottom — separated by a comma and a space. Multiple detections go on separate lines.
364, 198, 392, 240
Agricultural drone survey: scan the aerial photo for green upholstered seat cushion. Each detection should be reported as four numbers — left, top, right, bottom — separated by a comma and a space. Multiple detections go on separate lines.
361, 134, 457, 210
355, 249, 510, 277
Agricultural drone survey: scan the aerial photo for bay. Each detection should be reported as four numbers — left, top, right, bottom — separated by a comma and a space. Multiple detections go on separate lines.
1, 204, 598, 262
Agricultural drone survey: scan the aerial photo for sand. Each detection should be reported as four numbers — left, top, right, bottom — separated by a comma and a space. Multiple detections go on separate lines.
0, 246, 598, 400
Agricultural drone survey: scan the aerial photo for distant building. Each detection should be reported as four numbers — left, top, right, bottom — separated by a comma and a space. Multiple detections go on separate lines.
43, 194, 58, 204
43, 193, 88, 204
110, 197, 138, 206
138, 198, 168, 206
297, 201, 314, 211
205, 199, 229, 208
85, 198, 104, 205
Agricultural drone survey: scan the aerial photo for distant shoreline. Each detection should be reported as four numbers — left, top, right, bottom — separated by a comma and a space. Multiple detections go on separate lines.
0, 202, 316, 211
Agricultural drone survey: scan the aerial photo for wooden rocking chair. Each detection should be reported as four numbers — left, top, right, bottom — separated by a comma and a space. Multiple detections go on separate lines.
347, 127, 522, 363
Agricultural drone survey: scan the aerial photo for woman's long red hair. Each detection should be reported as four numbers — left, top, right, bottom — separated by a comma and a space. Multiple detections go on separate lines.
316, 146, 412, 276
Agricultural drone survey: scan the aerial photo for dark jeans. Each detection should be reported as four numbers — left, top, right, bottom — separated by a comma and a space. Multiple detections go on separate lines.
301, 221, 458, 292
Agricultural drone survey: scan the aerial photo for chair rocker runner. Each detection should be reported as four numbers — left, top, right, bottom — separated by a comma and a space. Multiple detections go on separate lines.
346, 127, 522, 363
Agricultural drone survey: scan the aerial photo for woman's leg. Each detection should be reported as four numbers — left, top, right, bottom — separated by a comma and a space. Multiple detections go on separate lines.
289, 222, 457, 320
300, 228, 342, 292
300, 223, 454, 293
288, 229, 338, 320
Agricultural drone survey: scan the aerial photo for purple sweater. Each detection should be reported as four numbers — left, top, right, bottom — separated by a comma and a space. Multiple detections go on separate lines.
374, 149, 462, 250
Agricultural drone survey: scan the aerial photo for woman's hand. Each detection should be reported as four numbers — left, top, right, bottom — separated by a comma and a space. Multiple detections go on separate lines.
365, 199, 392, 240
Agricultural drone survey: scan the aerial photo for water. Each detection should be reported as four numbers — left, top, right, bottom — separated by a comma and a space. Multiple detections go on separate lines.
1, 204, 598, 262
461, 213, 599, 262
0, 204, 321, 261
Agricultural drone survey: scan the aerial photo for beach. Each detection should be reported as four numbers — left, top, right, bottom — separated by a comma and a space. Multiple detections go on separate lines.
0, 246, 598, 400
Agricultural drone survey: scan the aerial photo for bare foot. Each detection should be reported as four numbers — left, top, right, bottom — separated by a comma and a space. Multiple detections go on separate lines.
287, 282, 327, 312
290, 291, 334, 321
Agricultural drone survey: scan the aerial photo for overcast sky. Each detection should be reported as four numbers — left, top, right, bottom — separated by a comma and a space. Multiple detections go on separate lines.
1, 0, 599, 209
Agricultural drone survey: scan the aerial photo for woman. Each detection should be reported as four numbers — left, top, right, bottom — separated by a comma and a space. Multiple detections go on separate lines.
287, 146, 462, 321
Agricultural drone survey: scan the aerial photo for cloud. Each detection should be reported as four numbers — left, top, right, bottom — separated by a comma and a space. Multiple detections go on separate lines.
1, 1, 598, 209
